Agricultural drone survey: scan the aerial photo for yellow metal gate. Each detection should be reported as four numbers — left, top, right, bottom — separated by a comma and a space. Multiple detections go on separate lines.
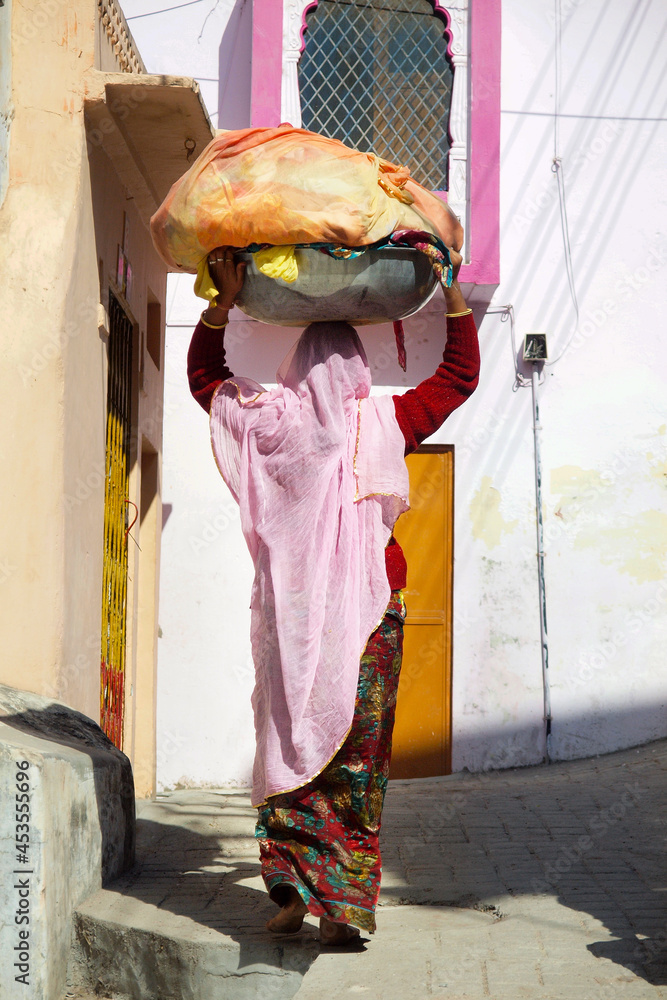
100, 291, 133, 749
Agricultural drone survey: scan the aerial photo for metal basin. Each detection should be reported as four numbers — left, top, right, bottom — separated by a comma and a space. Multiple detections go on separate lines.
235, 247, 438, 327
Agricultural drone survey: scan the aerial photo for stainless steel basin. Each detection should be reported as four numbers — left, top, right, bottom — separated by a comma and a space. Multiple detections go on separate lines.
235, 247, 438, 327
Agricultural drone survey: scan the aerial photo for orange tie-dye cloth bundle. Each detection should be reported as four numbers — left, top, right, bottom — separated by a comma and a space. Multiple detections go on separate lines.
150, 125, 463, 272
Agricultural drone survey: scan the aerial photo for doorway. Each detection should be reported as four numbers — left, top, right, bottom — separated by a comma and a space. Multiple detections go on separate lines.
389, 445, 454, 779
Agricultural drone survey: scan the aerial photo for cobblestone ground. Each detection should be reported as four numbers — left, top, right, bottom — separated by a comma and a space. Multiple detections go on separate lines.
105, 740, 667, 1000
350, 739, 667, 999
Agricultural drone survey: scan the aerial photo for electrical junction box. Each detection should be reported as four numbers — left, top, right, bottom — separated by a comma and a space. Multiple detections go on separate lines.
523, 332, 548, 362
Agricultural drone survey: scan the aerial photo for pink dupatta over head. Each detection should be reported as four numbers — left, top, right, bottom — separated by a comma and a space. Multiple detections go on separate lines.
210, 323, 409, 805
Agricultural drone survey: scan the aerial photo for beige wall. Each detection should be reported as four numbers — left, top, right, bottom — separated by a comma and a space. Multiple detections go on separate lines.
0, 0, 99, 714
0, 0, 166, 793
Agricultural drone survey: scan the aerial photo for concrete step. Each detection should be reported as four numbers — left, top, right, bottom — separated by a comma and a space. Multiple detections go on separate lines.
68, 884, 319, 1000
0, 683, 135, 1000
66, 790, 320, 1000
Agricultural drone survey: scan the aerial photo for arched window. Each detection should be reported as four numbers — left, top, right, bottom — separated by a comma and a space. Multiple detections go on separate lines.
297, 0, 453, 191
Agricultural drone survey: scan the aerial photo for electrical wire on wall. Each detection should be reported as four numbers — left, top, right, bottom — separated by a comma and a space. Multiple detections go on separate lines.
486, 305, 551, 761
486, 304, 536, 390
126, 0, 209, 20
547, 0, 581, 367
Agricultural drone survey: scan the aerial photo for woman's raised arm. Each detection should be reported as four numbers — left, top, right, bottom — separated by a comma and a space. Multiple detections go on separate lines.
392, 249, 480, 454
187, 246, 246, 411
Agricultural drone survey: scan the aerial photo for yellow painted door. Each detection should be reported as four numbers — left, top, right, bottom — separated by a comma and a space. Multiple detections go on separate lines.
389, 446, 454, 779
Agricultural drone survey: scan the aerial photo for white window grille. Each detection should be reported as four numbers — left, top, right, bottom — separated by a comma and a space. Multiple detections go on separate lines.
297, 0, 453, 191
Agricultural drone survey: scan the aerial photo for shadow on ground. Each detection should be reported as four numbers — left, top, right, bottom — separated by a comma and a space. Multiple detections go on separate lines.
126, 790, 323, 977
101, 741, 667, 993
381, 739, 667, 988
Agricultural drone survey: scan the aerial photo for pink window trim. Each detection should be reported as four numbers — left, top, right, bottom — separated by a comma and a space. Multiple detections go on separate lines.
250, 0, 500, 287
464, 0, 501, 286
298, 2, 319, 52
250, 0, 284, 128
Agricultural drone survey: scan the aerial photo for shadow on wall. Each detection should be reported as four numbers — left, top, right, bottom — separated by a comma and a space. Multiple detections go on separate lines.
446, 701, 667, 775
389, 694, 666, 783
218, 0, 253, 130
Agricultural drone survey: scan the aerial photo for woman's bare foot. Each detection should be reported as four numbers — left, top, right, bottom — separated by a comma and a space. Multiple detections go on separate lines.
266, 886, 308, 934
319, 916, 361, 945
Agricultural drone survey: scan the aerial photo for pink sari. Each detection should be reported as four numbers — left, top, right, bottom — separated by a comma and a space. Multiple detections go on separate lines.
209, 323, 409, 805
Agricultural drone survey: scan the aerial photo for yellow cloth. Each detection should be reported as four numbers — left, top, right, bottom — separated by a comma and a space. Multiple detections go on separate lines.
193, 246, 299, 304
255, 245, 298, 283
194, 258, 220, 304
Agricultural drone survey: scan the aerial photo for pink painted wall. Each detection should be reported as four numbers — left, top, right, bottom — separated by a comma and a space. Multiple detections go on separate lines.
460, 0, 501, 286
250, 0, 284, 126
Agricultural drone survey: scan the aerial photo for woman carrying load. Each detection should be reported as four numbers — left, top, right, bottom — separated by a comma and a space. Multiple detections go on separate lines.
187, 246, 480, 945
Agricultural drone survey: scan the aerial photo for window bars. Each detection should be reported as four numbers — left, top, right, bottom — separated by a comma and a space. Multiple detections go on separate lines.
100, 291, 133, 750
298, 0, 453, 190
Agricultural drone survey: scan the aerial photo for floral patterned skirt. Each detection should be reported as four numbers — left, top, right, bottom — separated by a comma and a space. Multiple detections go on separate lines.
255, 592, 405, 933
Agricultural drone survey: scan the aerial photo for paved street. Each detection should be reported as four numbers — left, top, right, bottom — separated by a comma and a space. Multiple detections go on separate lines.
78, 739, 667, 999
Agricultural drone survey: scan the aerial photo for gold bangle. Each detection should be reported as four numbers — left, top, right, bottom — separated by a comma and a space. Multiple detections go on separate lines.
200, 311, 228, 330
445, 308, 473, 318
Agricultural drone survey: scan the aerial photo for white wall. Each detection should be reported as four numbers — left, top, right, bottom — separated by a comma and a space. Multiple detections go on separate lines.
454, 0, 667, 768
123, 0, 251, 130
123, 0, 667, 789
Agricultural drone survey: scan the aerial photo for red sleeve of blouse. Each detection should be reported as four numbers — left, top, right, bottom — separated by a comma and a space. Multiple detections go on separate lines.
393, 312, 480, 454
187, 320, 234, 412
